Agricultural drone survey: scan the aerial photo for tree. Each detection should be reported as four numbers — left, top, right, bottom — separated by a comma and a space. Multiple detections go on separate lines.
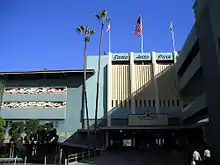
8, 121, 25, 158
76, 25, 96, 135
94, 10, 110, 135
7, 120, 59, 158
37, 122, 58, 144
24, 119, 39, 144
0, 117, 5, 146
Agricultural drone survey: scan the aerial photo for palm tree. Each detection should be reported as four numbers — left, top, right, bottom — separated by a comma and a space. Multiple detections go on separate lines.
94, 10, 110, 135
76, 25, 95, 136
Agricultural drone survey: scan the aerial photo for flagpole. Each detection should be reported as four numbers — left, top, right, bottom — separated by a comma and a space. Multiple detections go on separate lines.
170, 22, 176, 52
140, 15, 144, 53
108, 23, 111, 53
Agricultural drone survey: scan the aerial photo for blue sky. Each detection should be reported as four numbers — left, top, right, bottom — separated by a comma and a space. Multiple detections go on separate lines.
0, 0, 195, 71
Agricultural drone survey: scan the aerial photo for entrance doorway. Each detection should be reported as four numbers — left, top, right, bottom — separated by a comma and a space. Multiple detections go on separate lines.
109, 130, 134, 149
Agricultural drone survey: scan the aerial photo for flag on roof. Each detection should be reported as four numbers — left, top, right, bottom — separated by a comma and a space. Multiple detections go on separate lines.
134, 16, 142, 37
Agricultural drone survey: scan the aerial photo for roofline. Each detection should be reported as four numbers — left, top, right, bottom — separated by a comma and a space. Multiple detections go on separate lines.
0, 69, 95, 76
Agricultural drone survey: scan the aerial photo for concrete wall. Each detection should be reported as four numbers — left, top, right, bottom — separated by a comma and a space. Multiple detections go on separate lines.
194, 0, 220, 162
1, 76, 86, 142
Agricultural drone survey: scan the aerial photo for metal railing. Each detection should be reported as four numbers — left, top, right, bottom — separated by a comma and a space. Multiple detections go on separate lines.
67, 149, 100, 164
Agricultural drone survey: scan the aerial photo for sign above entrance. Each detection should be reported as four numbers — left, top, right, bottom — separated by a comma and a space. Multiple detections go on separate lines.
156, 53, 173, 61
134, 53, 151, 61
128, 111, 168, 126
112, 53, 129, 61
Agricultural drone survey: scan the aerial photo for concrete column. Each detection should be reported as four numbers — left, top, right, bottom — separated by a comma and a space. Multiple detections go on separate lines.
107, 53, 112, 127
173, 51, 179, 100
105, 132, 109, 147
151, 52, 160, 114
129, 52, 136, 114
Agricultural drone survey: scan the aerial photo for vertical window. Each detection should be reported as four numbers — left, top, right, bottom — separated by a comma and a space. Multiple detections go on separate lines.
167, 100, 170, 107
124, 100, 127, 107
163, 100, 166, 107
112, 100, 114, 107
177, 99, 179, 106
172, 100, 175, 106
135, 100, 138, 107
144, 100, 147, 107
54, 121, 58, 128
159, 100, 161, 107
153, 100, 155, 107
120, 100, 123, 107
116, 100, 118, 107
139, 100, 142, 107
148, 100, 151, 107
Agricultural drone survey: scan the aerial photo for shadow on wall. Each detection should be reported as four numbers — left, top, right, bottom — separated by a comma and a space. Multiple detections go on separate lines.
108, 63, 180, 126
64, 64, 179, 145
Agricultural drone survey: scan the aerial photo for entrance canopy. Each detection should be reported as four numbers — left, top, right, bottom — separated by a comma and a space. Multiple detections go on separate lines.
100, 125, 193, 130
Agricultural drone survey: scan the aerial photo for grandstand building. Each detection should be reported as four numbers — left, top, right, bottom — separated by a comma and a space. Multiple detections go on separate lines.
0, 52, 202, 148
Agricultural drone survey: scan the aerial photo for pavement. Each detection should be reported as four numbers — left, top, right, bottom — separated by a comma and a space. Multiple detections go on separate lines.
74, 148, 186, 165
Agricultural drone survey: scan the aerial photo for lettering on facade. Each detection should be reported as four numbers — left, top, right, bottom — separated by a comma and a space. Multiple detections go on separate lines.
128, 111, 168, 126
112, 54, 129, 61
156, 53, 173, 61
134, 53, 151, 61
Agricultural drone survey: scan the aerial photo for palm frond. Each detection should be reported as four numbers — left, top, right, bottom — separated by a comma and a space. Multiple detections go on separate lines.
76, 27, 83, 33
80, 25, 85, 31
90, 30, 96, 35
85, 25, 90, 35
76, 25, 85, 33
100, 9, 107, 18
102, 9, 107, 16
96, 14, 100, 20
106, 16, 110, 22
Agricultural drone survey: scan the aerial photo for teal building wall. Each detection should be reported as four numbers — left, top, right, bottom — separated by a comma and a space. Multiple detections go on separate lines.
86, 55, 108, 124
1, 74, 93, 142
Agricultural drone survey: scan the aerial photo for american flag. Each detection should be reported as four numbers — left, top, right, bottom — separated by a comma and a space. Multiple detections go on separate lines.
134, 16, 142, 37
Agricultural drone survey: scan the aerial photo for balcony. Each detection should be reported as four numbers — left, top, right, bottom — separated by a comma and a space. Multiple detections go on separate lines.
2, 93, 67, 102
182, 93, 207, 120
179, 54, 201, 91
176, 25, 197, 72
1, 107, 66, 120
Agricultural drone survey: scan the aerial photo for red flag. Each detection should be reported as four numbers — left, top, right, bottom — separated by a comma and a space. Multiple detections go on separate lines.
106, 23, 110, 32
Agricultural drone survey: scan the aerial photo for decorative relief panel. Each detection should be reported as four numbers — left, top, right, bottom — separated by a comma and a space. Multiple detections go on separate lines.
2, 101, 66, 108
4, 87, 67, 95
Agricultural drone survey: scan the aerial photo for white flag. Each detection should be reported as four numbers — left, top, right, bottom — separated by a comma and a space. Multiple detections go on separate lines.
169, 22, 173, 33
106, 23, 110, 32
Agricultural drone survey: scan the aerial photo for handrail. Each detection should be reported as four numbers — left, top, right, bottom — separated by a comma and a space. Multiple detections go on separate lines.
67, 148, 99, 164
0, 157, 23, 163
